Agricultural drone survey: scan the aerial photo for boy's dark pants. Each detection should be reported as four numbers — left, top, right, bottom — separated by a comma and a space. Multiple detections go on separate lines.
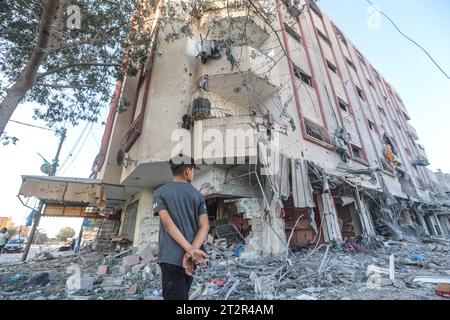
160, 262, 194, 300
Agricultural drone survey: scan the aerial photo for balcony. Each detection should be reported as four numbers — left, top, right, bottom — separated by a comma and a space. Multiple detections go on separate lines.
199, 3, 271, 49
193, 115, 259, 165
199, 44, 280, 107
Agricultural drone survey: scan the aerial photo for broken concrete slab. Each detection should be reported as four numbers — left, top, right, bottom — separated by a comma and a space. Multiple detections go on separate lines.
66, 277, 94, 292
123, 255, 140, 267
101, 276, 123, 287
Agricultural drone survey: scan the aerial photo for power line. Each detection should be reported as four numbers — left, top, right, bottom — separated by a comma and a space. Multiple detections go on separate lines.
8, 119, 56, 131
365, 0, 450, 80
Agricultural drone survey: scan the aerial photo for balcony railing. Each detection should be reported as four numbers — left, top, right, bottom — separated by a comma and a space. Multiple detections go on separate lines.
199, 44, 280, 107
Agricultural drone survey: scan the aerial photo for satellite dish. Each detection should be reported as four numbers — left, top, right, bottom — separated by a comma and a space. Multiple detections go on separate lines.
40, 163, 53, 175
116, 149, 125, 166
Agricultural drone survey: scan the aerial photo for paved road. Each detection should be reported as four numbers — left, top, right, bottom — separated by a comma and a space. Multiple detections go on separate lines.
0, 245, 63, 264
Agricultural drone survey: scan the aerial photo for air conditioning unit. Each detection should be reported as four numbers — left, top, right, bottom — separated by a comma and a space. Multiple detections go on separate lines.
286, 0, 302, 17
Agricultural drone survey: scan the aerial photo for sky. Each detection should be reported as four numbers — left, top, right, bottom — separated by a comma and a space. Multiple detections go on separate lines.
1, 0, 449, 236
319, 0, 450, 171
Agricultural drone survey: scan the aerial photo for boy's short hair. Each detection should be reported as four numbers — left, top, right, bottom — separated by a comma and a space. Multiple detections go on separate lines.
169, 154, 200, 176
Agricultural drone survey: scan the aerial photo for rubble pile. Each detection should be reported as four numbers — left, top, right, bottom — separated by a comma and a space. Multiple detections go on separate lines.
0, 237, 449, 300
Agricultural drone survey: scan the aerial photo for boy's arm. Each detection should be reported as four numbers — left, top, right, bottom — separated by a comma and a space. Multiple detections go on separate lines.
158, 210, 194, 253
191, 214, 210, 250
158, 210, 209, 265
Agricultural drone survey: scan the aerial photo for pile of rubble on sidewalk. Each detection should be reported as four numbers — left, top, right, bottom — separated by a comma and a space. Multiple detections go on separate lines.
0, 236, 449, 300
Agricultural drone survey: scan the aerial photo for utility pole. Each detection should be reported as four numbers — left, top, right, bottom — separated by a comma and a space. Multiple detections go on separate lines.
21, 128, 67, 262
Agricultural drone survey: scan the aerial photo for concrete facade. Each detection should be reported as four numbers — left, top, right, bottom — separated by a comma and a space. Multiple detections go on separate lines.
92, 0, 449, 253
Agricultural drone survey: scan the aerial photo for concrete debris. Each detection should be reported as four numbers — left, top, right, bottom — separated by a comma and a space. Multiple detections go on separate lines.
0, 237, 449, 300
28, 272, 52, 287
97, 265, 109, 277
66, 276, 94, 292
122, 255, 140, 267
294, 294, 318, 300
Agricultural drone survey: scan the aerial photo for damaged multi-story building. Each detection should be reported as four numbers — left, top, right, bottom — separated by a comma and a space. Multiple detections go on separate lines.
19, 0, 450, 256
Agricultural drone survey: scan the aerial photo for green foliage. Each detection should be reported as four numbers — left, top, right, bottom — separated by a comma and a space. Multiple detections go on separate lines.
0, 0, 153, 129
56, 227, 76, 242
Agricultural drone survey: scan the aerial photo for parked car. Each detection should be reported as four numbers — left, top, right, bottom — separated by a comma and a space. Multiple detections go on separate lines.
3, 238, 27, 253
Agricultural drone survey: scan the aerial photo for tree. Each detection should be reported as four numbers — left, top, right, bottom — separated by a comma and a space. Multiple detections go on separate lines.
56, 227, 76, 242
34, 229, 49, 244
0, 0, 282, 142
0, 0, 155, 139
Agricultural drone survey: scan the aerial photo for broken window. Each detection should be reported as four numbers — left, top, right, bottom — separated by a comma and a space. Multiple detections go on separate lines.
309, 1, 323, 17
284, 22, 302, 44
368, 79, 374, 87
293, 65, 312, 87
317, 28, 331, 45
335, 27, 347, 45
338, 99, 348, 112
351, 144, 362, 159
327, 60, 337, 73
355, 85, 365, 101
368, 119, 376, 131
305, 118, 328, 142
346, 57, 355, 70
356, 50, 366, 65
378, 106, 385, 116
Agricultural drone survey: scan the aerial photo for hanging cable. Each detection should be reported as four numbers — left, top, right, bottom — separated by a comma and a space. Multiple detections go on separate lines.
365, 0, 450, 80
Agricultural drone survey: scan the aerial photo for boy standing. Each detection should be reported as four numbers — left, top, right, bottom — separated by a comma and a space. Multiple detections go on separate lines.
152, 155, 209, 300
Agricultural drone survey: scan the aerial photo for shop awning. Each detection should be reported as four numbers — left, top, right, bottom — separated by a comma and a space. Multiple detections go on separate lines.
19, 175, 141, 217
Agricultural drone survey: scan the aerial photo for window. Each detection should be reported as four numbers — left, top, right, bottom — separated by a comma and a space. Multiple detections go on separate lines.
335, 27, 347, 45
346, 57, 355, 70
368, 119, 376, 131
378, 106, 386, 116
284, 22, 302, 44
355, 50, 365, 65
309, 2, 322, 17
355, 85, 365, 101
317, 28, 331, 45
293, 65, 312, 87
327, 60, 337, 73
338, 99, 348, 112
373, 70, 381, 82
367, 79, 374, 87
351, 145, 362, 159
305, 118, 328, 142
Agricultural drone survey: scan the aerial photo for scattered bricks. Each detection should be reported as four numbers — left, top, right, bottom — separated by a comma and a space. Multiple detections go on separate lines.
132, 263, 145, 274
127, 283, 138, 295
436, 283, 450, 299
123, 255, 140, 267
97, 265, 109, 277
